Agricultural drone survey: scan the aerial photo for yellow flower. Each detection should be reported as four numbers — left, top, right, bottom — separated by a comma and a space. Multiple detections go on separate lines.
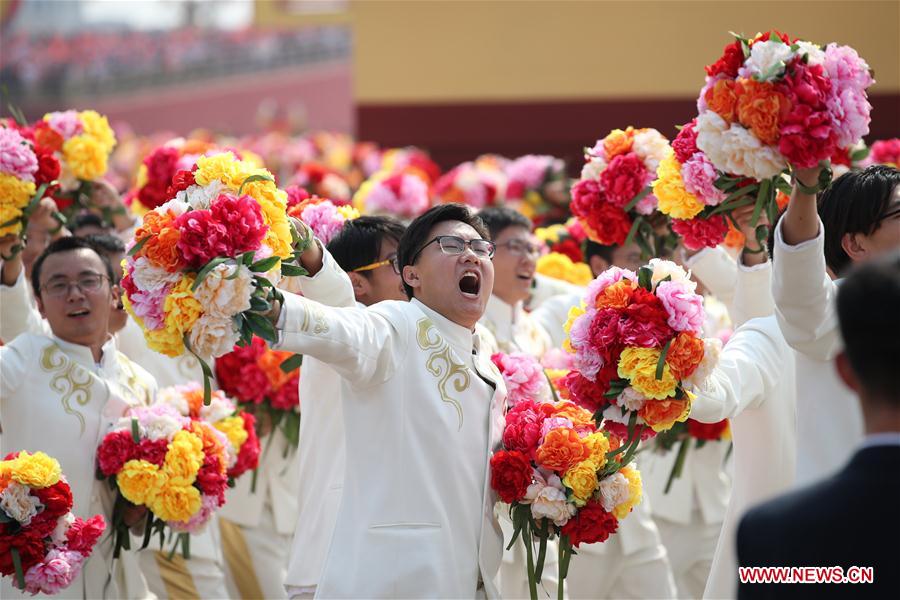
145, 325, 185, 357
78, 110, 116, 153
150, 482, 201, 523
352, 178, 376, 213
193, 152, 241, 188
164, 276, 203, 336
63, 135, 108, 181
612, 465, 643, 519
582, 432, 610, 469
214, 416, 249, 453
0, 172, 37, 211
537, 252, 593, 287
337, 204, 360, 220
9, 451, 61, 488
164, 430, 204, 486
563, 460, 599, 507
562, 304, 585, 354
653, 153, 704, 220
117, 459, 164, 506
535, 224, 566, 244
617, 347, 678, 400
0, 204, 24, 237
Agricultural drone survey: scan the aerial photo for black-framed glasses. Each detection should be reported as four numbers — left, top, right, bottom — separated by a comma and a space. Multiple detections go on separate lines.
352, 254, 400, 275
495, 239, 541, 258
875, 205, 900, 225
40, 274, 109, 298
410, 235, 495, 264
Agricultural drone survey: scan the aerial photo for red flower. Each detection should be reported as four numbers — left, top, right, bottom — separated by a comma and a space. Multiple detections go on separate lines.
705, 40, 744, 79
672, 120, 700, 164
503, 400, 546, 456
687, 418, 729, 440
167, 169, 196, 198
229, 412, 260, 479
558, 370, 612, 413
97, 429, 138, 476
196, 454, 228, 504
776, 60, 837, 167
579, 203, 633, 246
871, 139, 900, 165
270, 378, 300, 411
32, 480, 73, 519
587, 308, 622, 360
209, 193, 268, 254
0, 529, 46, 575
174, 209, 234, 269
505, 180, 525, 201
136, 438, 169, 467
671, 216, 729, 251
490, 450, 533, 504
66, 515, 106, 556
600, 153, 649, 209
603, 420, 656, 442
551, 238, 584, 264
560, 500, 619, 547
571, 178, 602, 211
32, 120, 63, 153
620, 288, 675, 348
215, 342, 263, 398
34, 147, 61, 185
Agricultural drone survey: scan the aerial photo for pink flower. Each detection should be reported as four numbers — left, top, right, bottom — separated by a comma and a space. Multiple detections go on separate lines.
129, 285, 170, 331
777, 61, 838, 167
300, 201, 347, 244
540, 417, 574, 441
506, 155, 555, 191
24, 549, 84, 595
174, 209, 234, 268
503, 399, 547, 456
633, 191, 659, 216
600, 153, 649, 208
655, 280, 705, 334
823, 44, 874, 90
210, 193, 268, 254
827, 86, 872, 150
364, 173, 429, 218
491, 352, 550, 406
45, 111, 83, 139
0, 127, 38, 181
169, 494, 219, 534
871, 139, 900, 165
672, 120, 700, 164
672, 216, 729, 250
584, 267, 637, 309
542, 348, 574, 370
65, 515, 106, 556
566, 308, 596, 352
681, 154, 726, 206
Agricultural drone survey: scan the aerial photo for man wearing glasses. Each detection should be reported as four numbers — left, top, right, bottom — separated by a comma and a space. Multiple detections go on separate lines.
1, 237, 155, 600
775, 164, 900, 487
269, 204, 506, 598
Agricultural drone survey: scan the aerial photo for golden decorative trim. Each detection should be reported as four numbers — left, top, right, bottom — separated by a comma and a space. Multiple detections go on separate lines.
415, 318, 468, 430
39, 344, 93, 435
154, 550, 201, 600
219, 518, 266, 600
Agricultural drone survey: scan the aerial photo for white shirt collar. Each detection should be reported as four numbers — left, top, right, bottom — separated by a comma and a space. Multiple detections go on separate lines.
411, 298, 475, 357
51, 334, 117, 372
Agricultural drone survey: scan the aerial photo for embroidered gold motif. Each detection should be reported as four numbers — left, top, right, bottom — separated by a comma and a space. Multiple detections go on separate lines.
40, 345, 93, 434
117, 353, 152, 406
416, 318, 469, 430
311, 305, 329, 335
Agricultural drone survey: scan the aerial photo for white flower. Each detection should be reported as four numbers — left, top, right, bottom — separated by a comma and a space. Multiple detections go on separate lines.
193, 263, 254, 318
0, 482, 44, 525
580, 156, 606, 181
795, 41, 825, 66
321, 173, 351, 202
141, 413, 185, 441
617, 386, 647, 411
155, 198, 190, 217
156, 386, 191, 415
200, 393, 237, 424
524, 470, 575, 526
131, 257, 181, 293
744, 40, 795, 81
684, 337, 722, 390
648, 258, 697, 292
696, 112, 786, 180
189, 314, 241, 358
51, 512, 76, 545
598, 472, 632, 513
631, 129, 670, 173
176, 180, 225, 210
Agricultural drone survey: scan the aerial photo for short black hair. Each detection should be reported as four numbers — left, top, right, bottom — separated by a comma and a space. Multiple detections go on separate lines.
327, 216, 406, 274
477, 206, 532, 240
584, 240, 615, 266
31, 236, 115, 298
836, 250, 900, 405
819, 165, 900, 276
70, 212, 106, 233
397, 203, 490, 299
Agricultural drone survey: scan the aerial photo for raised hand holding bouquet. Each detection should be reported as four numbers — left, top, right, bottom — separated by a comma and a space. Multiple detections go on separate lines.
695, 31, 874, 232
1, 451, 105, 595
650, 418, 731, 493
571, 127, 671, 257
489, 352, 642, 599
123, 151, 306, 403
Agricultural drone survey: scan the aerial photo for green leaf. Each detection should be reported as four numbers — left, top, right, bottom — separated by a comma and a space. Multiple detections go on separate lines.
191, 257, 229, 291
23, 183, 49, 217
131, 418, 140, 443
656, 338, 673, 381
245, 311, 278, 344
637, 266, 653, 291
280, 353, 303, 373
254, 274, 274, 288
708, 194, 757, 217
750, 179, 771, 228
128, 236, 150, 257
249, 296, 271, 313
242, 251, 255, 267
623, 215, 643, 250
281, 263, 308, 277
623, 186, 651, 213
238, 173, 274, 196
634, 226, 655, 260
250, 255, 280, 273
11, 547, 26, 590
850, 147, 871, 162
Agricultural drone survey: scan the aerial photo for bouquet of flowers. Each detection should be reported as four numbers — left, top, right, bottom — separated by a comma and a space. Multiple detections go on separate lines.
0, 121, 59, 240
489, 353, 643, 599
122, 151, 303, 403
33, 110, 117, 221
536, 253, 593, 287
376, 146, 443, 188
651, 418, 731, 493
290, 162, 352, 203
433, 155, 509, 208
286, 186, 359, 244
560, 260, 720, 450
125, 138, 216, 216
695, 32, 874, 228
570, 127, 671, 256
1, 451, 106, 595
535, 218, 587, 264
215, 336, 302, 457
504, 154, 569, 224
867, 139, 899, 167
95, 404, 232, 558
352, 171, 430, 219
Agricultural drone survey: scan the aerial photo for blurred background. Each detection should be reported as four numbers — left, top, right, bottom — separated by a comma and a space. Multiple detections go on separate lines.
1, 0, 898, 170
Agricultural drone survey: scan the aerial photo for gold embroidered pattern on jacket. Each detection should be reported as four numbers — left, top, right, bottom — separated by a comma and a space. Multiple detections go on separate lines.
416, 318, 469, 430
117, 352, 152, 406
40, 344, 93, 434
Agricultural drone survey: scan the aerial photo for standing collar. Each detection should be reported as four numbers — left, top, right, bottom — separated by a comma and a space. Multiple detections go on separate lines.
411, 298, 476, 357
50, 334, 117, 371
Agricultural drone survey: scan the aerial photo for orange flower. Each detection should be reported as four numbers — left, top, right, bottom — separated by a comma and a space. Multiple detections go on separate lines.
548, 402, 595, 429
603, 128, 634, 159
776, 190, 790, 210
724, 220, 745, 248
639, 398, 690, 432
535, 428, 590, 473
595, 279, 635, 310
440, 188, 467, 204
258, 350, 295, 390
183, 387, 204, 419
705, 79, 738, 122
190, 422, 227, 475
666, 333, 705, 380
735, 79, 789, 145
134, 210, 184, 272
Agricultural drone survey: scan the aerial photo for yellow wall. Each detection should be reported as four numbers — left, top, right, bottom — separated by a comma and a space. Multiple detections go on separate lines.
352, 0, 900, 103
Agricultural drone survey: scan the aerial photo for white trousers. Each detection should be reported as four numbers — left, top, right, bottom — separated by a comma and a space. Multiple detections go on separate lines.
220, 503, 291, 600
655, 510, 723, 599
138, 522, 228, 600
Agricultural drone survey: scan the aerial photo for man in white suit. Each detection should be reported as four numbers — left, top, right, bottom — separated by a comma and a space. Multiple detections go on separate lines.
269, 204, 506, 598
284, 216, 407, 599
774, 164, 900, 485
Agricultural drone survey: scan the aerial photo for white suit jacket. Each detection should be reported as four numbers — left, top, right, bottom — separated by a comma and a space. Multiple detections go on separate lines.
277, 294, 506, 599
480, 294, 552, 357
773, 220, 863, 485
690, 316, 798, 599
1, 334, 156, 600
526, 273, 583, 311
